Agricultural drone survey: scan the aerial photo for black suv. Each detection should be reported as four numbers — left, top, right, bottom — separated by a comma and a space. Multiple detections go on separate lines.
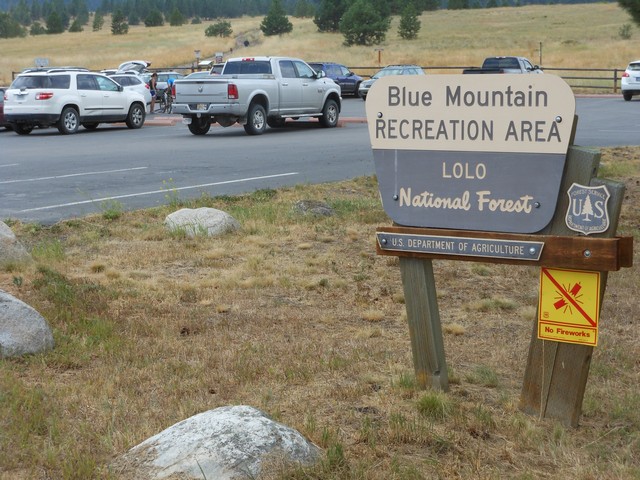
308, 62, 363, 97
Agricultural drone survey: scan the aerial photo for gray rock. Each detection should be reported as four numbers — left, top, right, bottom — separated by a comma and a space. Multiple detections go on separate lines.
165, 208, 240, 238
111, 405, 321, 479
0, 290, 54, 358
293, 200, 334, 217
0, 222, 31, 268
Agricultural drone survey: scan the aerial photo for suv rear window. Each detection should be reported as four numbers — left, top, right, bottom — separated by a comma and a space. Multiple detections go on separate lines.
223, 61, 272, 75
11, 75, 71, 89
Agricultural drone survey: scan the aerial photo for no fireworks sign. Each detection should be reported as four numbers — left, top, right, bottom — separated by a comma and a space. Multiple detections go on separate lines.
366, 74, 576, 234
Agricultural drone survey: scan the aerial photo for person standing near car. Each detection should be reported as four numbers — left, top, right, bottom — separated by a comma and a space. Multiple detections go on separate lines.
149, 72, 158, 113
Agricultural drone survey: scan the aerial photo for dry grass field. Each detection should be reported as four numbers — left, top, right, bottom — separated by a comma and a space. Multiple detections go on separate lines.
0, 3, 638, 85
0, 148, 638, 479
1, 4, 640, 479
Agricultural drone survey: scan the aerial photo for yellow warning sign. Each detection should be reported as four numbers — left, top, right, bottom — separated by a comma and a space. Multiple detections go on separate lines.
538, 267, 600, 346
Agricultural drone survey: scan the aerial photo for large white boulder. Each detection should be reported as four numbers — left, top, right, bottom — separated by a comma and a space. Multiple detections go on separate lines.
164, 207, 240, 238
0, 290, 54, 358
0, 222, 31, 268
112, 405, 321, 479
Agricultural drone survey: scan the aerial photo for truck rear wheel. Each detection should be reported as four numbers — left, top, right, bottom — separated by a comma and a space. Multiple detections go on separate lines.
188, 117, 211, 135
244, 103, 266, 135
319, 99, 339, 128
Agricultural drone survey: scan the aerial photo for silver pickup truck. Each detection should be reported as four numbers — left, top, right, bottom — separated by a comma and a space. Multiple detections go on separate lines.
172, 56, 342, 135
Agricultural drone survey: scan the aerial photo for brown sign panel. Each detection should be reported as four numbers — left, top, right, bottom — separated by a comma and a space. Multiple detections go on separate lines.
366, 74, 575, 233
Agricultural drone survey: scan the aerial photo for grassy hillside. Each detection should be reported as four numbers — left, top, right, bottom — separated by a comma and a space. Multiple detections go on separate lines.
0, 3, 637, 84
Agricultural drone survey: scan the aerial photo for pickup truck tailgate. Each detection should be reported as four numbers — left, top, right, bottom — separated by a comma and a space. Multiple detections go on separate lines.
174, 78, 230, 104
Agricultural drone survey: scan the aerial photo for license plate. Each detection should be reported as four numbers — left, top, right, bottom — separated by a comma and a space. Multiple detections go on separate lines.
197, 103, 206, 110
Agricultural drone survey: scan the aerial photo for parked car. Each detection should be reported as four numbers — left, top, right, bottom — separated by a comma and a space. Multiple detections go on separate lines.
308, 61, 363, 97
210, 63, 225, 75
621, 60, 640, 101
185, 71, 212, 79
117, 60, 151, 74
358, 64, 426, 100
0, 86, 11, 129
142, 71, 184, 91
109, 73, 153, 112
4, 68, 146, 134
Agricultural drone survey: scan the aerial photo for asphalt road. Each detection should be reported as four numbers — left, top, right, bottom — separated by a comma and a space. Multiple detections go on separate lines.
1, 96, 638, 225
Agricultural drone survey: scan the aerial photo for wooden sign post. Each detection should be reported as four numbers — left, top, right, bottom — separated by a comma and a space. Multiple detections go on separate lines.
365, 74, 633, 426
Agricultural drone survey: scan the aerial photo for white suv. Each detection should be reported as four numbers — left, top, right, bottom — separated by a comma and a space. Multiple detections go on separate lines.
4, 68, 147, 134
621, 60, 640, 101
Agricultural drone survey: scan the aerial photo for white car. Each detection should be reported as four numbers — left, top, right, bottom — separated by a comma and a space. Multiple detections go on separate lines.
358, 64, 426, 101
621, 60, 640, 101
4, 68, 146, 134
109, 72, 153, 112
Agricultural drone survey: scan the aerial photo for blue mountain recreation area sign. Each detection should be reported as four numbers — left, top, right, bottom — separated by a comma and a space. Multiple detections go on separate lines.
365, 74, 576, 234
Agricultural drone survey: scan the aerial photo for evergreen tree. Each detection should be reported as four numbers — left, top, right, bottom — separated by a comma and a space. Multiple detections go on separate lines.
294, 0, 315, 18
0, 11, 26, 38
205, 20, 233, 37
111, 8, 128, 34
398, 2, 421, 39
619, 0, 640, 26
69, 17, 83, 31
93, 10, 104, 31
339, 0, 390, 46
169, 7, 185, 26
145, 9, 164, 27
314, 0, 346, 32
448, 0, 470, 9
30, 1, 43, 23
11, 0, 31, 26
128, 12, 140, 25
260, 0, 293, 36
30, 20, 47, 35
46, 10, 65, 33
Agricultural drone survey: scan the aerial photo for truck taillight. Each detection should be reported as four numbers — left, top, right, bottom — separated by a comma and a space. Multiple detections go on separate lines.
228, 84, 238, 99
172, 84, 176, 97
36, 92, 54, 100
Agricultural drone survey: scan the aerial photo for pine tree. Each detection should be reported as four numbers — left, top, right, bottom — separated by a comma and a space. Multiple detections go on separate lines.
145, 9, 165, 27
260, 0, 293, 36
111, 9, 128, 35
46, 10, 65, 34
339, 0, 390, 46
619, 0, 640, 26
313, 0, 346, 32
169, 7, 185, 26
398, 3, 421, 40
93, 10, 104, 31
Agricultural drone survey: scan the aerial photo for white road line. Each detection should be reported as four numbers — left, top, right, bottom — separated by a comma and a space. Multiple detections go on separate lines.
0, 164, 20, 168
19, 172, 299, 212
0, 167, 148, 185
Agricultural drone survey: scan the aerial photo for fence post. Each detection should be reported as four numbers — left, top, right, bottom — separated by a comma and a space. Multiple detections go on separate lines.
613, 69, 618, 94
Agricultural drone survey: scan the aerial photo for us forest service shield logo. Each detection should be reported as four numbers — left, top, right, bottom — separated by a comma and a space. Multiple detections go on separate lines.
565, 183, 610, 235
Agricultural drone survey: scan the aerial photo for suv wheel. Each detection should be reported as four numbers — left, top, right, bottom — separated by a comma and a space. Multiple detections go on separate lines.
126, 103, 145, 129
57, 107, 80, 134
623, 92, 633, 101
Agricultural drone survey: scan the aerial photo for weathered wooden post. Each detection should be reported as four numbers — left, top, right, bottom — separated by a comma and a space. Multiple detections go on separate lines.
364, 74, 633, 425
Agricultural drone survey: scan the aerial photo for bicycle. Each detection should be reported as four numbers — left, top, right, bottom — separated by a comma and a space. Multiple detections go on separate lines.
155, 88, 173, 114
